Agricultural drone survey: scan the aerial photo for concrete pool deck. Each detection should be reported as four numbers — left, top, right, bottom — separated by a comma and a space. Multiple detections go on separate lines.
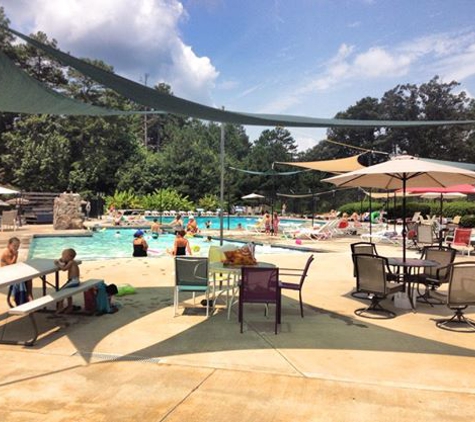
0, 223, 474, 421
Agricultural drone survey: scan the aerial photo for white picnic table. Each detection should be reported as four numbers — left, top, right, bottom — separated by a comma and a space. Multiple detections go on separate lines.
0, 258, 82, 298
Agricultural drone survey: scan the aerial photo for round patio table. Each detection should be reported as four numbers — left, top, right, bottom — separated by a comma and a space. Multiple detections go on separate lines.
387, 257, 440, 311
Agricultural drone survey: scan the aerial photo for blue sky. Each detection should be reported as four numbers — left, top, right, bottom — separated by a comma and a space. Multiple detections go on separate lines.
3, 0, 475, 150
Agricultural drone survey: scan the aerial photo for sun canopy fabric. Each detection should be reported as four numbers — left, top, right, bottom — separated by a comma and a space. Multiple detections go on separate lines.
323, 155, 475, 190
242, 193, 266, 199
229, 166, 309, 176
0, 49, 138, 116
0, 186, 19, 194
276, 186, 356, 198
4, 27, 475, 129
277, 154, 365, 174
420, 158, 475, 171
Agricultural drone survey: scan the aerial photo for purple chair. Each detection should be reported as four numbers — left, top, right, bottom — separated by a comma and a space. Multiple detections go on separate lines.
239, 267, 280, 334
278, 255, 314, 317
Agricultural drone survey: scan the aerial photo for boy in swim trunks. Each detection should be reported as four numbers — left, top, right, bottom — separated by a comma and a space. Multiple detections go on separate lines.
54, 248, 80, 313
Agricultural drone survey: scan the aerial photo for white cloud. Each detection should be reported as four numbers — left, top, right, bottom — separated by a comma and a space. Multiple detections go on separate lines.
2, 0, 219, 104
353, 47, 412, 77
262, 28, 475, 114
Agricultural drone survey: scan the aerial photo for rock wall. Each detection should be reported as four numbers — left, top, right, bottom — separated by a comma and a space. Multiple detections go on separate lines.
53, 193, 85, 230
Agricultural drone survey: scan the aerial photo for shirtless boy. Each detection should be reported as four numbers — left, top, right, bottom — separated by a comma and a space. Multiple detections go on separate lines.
55, 248, 80, 313
1, 237, 33, 303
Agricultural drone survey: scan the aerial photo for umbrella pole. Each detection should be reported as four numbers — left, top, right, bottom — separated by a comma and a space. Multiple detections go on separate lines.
402, 177, 407, 263
311, 196, 315, 227
439, 193, 444, 247
369, 188, 372, 240
393, 192, 397, 232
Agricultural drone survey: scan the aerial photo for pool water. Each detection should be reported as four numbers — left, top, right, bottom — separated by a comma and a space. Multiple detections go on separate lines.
28, 229, 301, 261
144, 215, 307, 230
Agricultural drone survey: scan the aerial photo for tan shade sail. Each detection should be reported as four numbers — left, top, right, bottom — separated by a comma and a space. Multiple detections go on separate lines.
277, 154, 365, 174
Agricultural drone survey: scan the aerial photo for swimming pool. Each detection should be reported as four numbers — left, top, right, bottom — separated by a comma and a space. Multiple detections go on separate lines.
144, 215, 309, 230
28, 229, 302, 261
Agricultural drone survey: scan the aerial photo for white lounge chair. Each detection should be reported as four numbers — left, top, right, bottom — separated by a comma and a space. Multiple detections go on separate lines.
361, 230, 401, 244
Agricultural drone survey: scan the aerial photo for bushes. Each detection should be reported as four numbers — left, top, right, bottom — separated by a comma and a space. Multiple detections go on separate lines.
339, 199, 475, 219
460, 214, 475, 228
106, 188, 194, 211
338, 201, 384, 216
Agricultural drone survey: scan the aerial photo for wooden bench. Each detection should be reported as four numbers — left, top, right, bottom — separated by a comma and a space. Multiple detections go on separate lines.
5, 279, 104, 346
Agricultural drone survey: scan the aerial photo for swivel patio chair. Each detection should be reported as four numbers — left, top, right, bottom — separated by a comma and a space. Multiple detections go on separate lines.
353, 254, 404, 319
278, 254, 314, 317
350, 242, 397, 298
412, 246, 456, 306
434, 262, 475, 332
239, 267, 280, 334
174, 257, 211, 317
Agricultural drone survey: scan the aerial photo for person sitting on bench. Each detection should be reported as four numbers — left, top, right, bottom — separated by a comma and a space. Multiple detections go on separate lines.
54, 248, 80, 314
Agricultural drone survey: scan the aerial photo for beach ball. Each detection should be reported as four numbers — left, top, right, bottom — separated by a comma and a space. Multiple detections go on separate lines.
295, 239, 302, 245
192, 245, 201, 252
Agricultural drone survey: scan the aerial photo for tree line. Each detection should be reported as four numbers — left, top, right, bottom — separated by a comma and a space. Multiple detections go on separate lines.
1, 7, 474, 214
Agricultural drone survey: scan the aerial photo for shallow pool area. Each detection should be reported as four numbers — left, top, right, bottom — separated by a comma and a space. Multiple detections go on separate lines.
143, 215, 309, 230
28, 229, 303, 261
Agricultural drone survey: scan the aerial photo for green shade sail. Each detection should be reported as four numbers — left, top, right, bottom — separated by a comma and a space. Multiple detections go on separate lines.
3, 26, 475, 129
0, 49, 136, 116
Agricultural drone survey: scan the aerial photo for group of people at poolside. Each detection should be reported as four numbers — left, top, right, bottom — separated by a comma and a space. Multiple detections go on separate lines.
132, 228, 198, 257
255, 212, 280, 236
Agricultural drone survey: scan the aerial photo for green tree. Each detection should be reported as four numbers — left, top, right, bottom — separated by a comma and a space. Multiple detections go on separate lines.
1, 115, 71, 190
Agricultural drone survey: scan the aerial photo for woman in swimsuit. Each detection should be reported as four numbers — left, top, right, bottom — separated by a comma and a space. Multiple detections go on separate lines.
171, 215, 184, 234
132, 230, 148, 257
173, 230, 192, 256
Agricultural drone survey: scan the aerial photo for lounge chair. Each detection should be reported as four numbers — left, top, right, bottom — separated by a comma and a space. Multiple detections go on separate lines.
292, 219, 338, 241
360, 229, 401, 244
446, 228, 473, 256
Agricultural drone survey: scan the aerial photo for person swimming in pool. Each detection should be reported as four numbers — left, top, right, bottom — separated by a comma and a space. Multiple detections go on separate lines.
172, 230, 192, 256
132, 230, 148, 257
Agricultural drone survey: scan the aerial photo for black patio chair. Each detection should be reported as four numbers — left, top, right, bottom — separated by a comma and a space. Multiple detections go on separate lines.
353, 254, 404, 319
279, 254, 314, 318
434, 262, 475, 333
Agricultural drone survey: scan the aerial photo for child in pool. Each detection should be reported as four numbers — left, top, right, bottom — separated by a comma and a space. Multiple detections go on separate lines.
55, 248, 80, 313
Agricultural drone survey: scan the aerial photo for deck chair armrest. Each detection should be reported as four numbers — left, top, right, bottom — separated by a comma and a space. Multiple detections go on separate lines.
435, 265, 451, 279
279, 272, 303, 277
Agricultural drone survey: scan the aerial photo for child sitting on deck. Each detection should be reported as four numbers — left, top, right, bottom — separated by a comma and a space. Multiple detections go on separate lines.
54, 248, 80, 314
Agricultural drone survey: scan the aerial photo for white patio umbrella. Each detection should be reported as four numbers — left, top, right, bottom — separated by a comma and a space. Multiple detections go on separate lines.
0, 186, 19, 195
323, 155, 475, 261
241, 193, 266, 200
6, 197, 30, 205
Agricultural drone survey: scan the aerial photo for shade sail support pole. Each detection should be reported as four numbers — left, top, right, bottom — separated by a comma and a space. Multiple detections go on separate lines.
219, 109, 225, 246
